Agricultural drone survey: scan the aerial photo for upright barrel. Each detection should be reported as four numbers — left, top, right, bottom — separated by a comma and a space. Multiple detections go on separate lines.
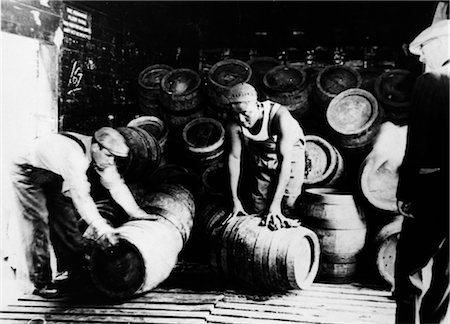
247, 56, 280, 100
304, 135, 344, 187
207, 59, 252, 120
262, 65, 310, 122
201, 203, 320, 291
374, 69, 415, 124
160, 68, 204, 129
326, 88, 381, 152
301, 188, 367, 283
315, 65, 362, 109
182, 117, 225, 170
137, 64, 173, 116
89, 184, 195, 300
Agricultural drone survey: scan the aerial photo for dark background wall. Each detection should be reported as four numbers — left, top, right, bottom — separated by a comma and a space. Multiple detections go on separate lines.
2, 1, 440, 134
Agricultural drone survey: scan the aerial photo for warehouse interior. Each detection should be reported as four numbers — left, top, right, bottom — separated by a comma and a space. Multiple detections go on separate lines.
1, 1, 448, 323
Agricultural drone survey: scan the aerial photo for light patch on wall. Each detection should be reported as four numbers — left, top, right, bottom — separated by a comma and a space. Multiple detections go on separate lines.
40, 0, 50, 7
31, 10, 41, 26
53, 27, 64, 50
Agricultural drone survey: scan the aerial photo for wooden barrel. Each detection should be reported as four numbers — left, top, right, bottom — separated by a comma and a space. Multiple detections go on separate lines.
137, 64, 173, 116
357, 67, 385, 95
371, 216, 403, 288
89, 184, 194, 300
359, 155, 399, 213
207, 59, 252, 120
304, 135, 344, 187
301, 188, 367, 283
116, 126, 161, 180
209, 212, 320, 291
160, 68, 204, 129
201, 162, 227, 197
262, 65, 310, 121
182, 117, 225, 170
145, 164, 202, 195
374, 69, 415, 124
315, 65, 362, 109
127, 116, 169, 165
247, 56, 280, 100
326, 88, 381, 152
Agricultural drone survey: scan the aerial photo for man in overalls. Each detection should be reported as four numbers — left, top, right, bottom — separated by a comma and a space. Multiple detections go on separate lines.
11, 127, 149, 297
226, 82, 305, 230
395, 19, 449, 324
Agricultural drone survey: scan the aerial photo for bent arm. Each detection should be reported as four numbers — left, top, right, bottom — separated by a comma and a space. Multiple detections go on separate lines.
226, 121, 246, 214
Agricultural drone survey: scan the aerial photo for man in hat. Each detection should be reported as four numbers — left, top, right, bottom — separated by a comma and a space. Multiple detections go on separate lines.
395, 19, 449, 323
225, 82, 305, 230
11, 127, 149, 297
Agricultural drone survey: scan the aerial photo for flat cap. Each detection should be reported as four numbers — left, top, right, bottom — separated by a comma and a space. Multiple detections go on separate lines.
94, 127, 129, 157
226, 83, 258, 103
409, 19, 450, 55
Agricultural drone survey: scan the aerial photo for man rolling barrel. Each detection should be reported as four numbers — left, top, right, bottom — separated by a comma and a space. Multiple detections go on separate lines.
225, 82, 305, 230
11, 127, 149, 297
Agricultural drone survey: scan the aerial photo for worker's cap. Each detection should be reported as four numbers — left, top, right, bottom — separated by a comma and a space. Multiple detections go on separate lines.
409, 19, 450, 55
226, 83, 258, 103
94, 127, 129, 157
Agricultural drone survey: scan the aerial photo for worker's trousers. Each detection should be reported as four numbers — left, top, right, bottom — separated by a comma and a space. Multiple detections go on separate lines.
11, 163, 86, 288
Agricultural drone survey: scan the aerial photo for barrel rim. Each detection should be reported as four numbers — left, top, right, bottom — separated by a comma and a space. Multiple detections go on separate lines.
304, 134, 338, 185
326, 88, 379, 135
202, 162, 226, 195
359, 155, 399, 212
304, 188, 357, 204
316, 65, 362, 98
182, 117, 225, 153
263, 64, 308, 92
374, 68, 414, 108
127, 115, 169, 143
207, 58, 252, 89
160, 68, 201, 97
138, 64, 173, 90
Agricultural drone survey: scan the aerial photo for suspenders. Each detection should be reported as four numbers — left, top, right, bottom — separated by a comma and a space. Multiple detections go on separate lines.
58, 132, 87, 154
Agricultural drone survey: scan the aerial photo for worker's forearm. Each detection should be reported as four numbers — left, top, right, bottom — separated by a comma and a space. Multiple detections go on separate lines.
228, 154, 241, 202
270, 158, 291, 207
71, 189, 107, 227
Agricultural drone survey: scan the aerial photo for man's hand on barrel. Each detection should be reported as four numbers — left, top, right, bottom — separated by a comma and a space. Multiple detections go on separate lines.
260, 206, 301, 231
92, 220, 119, 248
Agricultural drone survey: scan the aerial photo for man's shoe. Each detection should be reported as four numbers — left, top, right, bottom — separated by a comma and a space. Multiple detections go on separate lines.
32, 285, 68, 298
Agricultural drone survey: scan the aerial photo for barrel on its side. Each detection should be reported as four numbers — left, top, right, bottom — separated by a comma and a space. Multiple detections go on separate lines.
182, 117, 225, 170
262, 65, 310, 122
138, 64, 173, 117
301, 188, 367, 283
127, 116, 169, 165
116, 126, 161, 180
201, 204, 320, 291
160, 68, 204, 129
304, 135, 344, 187
315, 65, 362, 109
371, 216, 403, 288
89, 184, 195, 300
207, 59, 252, 120
326, 88, 381, 152
359, 155, 399, 213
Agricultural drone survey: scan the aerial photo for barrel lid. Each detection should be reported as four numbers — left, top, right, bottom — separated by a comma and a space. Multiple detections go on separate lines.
208, 59, 252, 89
317, 65, 362, 97
182, 117, 225, 153
326, 88, 379, 135
304, 135, 338, 185
127, 116, 167, 141
360, 155, 399, 212
263, 65, 307, 92
161, 68, 201, 96
138, 64, 173, 90
374, 69, 415, 108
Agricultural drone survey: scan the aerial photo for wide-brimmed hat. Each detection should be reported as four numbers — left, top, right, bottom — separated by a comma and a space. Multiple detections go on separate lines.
409, 19, 450, 55
94, 127, 129, 157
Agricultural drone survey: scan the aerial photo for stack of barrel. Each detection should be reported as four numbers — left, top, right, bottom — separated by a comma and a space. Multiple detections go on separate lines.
130, 55, 417, 287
